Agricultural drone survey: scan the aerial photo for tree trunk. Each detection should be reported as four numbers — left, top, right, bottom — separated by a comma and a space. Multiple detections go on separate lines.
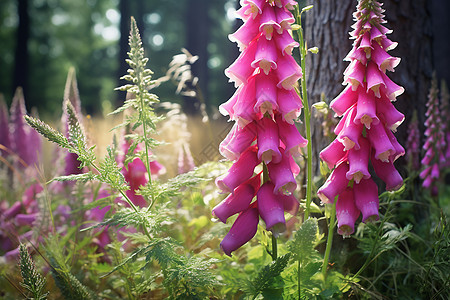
304, 0, 433, 175
13, 0, 30, 104
184, 0, 210, 115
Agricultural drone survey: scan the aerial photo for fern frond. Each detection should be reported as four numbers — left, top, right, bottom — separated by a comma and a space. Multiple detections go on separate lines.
19, 244, 49, 300
97, 146, 128, 192
245, 253, 291, 298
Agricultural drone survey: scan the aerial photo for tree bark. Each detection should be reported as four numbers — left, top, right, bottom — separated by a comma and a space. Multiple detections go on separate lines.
184, 0, 210, 115
13, 0, 30, 104
304, 0, 433, 175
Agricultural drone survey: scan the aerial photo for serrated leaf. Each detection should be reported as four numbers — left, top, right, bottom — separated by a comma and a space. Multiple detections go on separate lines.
288, 218, 319, 262
49, 172, 98, 183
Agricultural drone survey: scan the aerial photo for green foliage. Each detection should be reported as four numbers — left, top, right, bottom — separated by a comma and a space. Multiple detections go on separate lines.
19, 244, 48, 300
288, 218, 319, 262
245, 254, 291, 299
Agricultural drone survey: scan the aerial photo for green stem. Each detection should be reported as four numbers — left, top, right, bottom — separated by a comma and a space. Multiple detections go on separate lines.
297, 259, 301, 299
294, 6, 313, 220
322, 201, 336, 280
272, 234, 278, 261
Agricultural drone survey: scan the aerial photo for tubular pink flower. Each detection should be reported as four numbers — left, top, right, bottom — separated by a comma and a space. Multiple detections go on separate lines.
376, 95, 405, 132
275, 6, 295, 33
257, 182, 286, 236
276, 114, 308, 157
320, 139, 347, 170
279, 193, 300, 215
336, 104, 363, 150
276, 54, 302, 90
366, 61, 384, 97
252, 35, 278, 74
225, 40, 258, 87
254, 72, 278, 115
317, 162, 350, 204
228, 15, 261, 51
379, 71, 404, 100
213, 174, 261, 223
220, 122, 257, 161
233, 75, 259, 127
277, 87, 302, 124
268, 149, 297, 195
344, 60, 365, 90
336, 188, 360, 236
367, 121, 394, 162
346, 136, 371, 183
274, 30, 299, 56
355, 89, 379, 129
257, 117, 282, 164
384, 126, 405, 162
220, 204, 259, 256
371, 151, 403, 191
371, 42, 400, 73
354, 178, 379, 223
330, 85, 358, 117
259, 5, 280, 40
216, 145, 260, 193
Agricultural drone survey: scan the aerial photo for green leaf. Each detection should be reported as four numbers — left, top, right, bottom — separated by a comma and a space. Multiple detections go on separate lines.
19, 244, 49, 300
288, 218, 319, 262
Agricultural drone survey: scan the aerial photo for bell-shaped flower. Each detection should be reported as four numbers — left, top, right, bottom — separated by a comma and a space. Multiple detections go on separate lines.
336, 105, 363, 150
257, 182, 286, 237
320, 139, 347, 170
336, 188, 360, 236
346, 136, 370, 183
268, 149, 297, 195
371, 42, 400, 73
216, 145, 260, 193
367, 121, 394, 162
274, 29, 299, 56
276, 54, 302, 90
275, 6, 295, 33
252, 36, 278, 75
371, 151, 403, 191
277, 87, 302, 124
276, 114, 307, 157
379, 71, 404, 101
257, 116, 282, 164
220, 122, 257, 161
354, 178, 379, 223
228, 14, 261, 51
259, 5, 280, 40
355, 89, 379, 129
225, 39, 258, 87
366, 61, 384, 98
344, 60, 365, 90
220, 204, 259, 256
376, 95, 405, 132
213, 174, 261, 223
330, 85, 358, 117
254, 72, 278, 115
317, 161, 350, 204
233, 75, 259, 127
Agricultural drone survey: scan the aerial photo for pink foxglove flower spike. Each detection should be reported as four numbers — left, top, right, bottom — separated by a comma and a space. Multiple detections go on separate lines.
317, 0, 404, 236
215, 0, 306, 256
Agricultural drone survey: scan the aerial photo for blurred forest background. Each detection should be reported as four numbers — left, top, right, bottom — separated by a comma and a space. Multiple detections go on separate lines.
0, 0, 449, 147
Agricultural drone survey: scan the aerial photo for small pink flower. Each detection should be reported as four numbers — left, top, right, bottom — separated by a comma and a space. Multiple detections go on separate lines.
317, 162, 350, 204
354, 178, 379, 223
220, 204, 259, 256
257, 182, 286, 236
336, 188, 360, 236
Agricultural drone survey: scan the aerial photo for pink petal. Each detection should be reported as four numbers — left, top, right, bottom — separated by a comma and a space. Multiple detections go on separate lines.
277, 87, 302, 124
213, 174, 261, 223
344, 60, 365, 90
275, 7, 295, 33
229, 15, 262, 51
354, 178, 380, 223
371, 42, 400, 73
257, 116, 282, 164
254, 72, 279, 115
376, 95, 405, 131
276, 54, 302, 90
274, 29, 299, 56
267, 150, 297, 195
233, 75, 260, 127
220, 204, 259, 256
260, 5, 281, 40
216, 145, 260, 193
225, 40, 258, 87
220, 122, 257, 161
330, 85, 359, 117
320, 138, 347, 170
371, 152, 403, 191
276, 114, 307, 157
257, 182, 286, 236
337, 105, 363, 150
384, 126, 405, 162
252, 36, 278, 74
336, 188, 360, 236
346, 136, 371, 184
379, 71, 404, 100
367, 122, 395, 162
354, 88, 379, 129
366, 61, 384, 98
317, 161, 350, 204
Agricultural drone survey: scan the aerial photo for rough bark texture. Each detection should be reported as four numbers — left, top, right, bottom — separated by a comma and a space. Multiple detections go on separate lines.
304, 0, 433, 175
